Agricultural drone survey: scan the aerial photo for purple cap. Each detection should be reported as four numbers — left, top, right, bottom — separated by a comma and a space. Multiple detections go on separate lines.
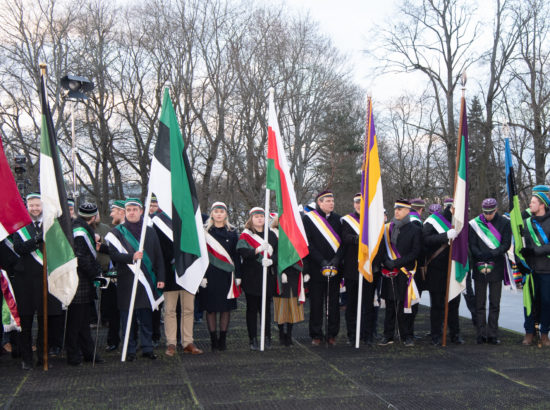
316, 190, 333, 201
410, 198, 426, 207
481, 198, 498, 212
443, 198, 454, 206
428, 204, 442, 214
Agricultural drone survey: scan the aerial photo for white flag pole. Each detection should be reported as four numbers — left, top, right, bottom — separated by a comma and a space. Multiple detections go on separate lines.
121, 189, 153, 362
355, 272, 364, 348
260, 186, 271, 352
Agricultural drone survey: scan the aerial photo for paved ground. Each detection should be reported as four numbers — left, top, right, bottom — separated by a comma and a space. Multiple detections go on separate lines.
1, 301, 549, 409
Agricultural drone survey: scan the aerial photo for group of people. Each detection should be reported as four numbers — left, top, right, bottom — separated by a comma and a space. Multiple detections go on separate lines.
2, 184, 550, 371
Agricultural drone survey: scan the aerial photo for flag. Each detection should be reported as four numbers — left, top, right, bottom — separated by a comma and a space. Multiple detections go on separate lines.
505, 138, 527, 264
0, 135, 32, 241
449, 95, 469, 301
1, 269, 21, 332
358, 97, 385, 282
39, 71, 78, 306
266, 90, 309, 273
149, 88, 208, 294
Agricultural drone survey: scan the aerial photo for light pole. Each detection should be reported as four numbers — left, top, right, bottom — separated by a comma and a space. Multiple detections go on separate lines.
60, 75, 94, 204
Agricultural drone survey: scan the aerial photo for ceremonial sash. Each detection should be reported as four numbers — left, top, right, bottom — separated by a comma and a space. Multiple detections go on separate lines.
470, 215, 515, 289
424, 212, 451, 234
383, 222, 418, 313
73, 226, 97, 258
205, 231, 235, 273
238, 229, 273, 261
17, 226, 43, 266
226, 272, 241, 299
1, 269, 21, 332
341, 213, 360, 235
525, 217, 550, 258
105, 228, 164, 310
306, 210, 340, 252
152, 212, 173, 242
409, 211, 422, 225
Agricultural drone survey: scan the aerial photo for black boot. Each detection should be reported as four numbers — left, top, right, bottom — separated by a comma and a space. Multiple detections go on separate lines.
210, 331, 218, 351
286, 324, 293, 346
218, 331, 227, 351
250, 337, 259, 351
278, 325, 286, 345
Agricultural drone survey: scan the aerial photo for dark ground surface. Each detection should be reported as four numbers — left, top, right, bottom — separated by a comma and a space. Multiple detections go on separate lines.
1, 300, 549, 409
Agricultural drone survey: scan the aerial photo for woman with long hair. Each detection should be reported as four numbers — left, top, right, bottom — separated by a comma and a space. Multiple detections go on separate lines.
237, 207, 277, 350
200, 202, 241, 351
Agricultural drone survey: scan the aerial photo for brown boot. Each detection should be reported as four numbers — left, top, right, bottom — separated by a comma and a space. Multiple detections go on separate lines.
522, 333, 534, 346
542, 334, 550, 347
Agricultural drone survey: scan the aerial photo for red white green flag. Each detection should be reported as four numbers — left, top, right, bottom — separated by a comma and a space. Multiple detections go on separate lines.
266, 89, 309, 273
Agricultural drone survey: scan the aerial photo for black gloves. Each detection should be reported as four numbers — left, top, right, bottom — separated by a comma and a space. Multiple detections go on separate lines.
34, 234, 44, 245
384, 259, 396, 270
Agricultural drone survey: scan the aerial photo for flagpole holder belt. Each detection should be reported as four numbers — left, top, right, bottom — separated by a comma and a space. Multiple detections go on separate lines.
321, 266, 338, 277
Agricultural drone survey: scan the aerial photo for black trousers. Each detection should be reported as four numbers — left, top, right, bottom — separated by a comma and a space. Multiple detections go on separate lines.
66, 302, 95, 363
309, 276, 340, 339
345, 277, 376, 340
384, 299, 414, 340
429, 292, 460, 338
152, 303, 162, 342
475, 279, 502, 338
48, 313, 64, 349
102, 284, 120, 346
244, 293, 272, 340
19, 314, 44, 365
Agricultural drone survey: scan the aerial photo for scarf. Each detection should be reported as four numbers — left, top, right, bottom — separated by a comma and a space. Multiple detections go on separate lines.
390, 215, 410, 246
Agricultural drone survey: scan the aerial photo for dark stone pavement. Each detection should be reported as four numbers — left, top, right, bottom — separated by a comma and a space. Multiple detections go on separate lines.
1, 301, 549, 409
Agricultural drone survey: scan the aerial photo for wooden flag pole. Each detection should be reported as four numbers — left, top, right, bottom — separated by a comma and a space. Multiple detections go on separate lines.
443, 74, 467, 347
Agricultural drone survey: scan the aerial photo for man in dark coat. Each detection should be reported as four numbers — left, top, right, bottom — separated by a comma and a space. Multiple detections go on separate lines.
12, 193, 63, 369
423, 202, 463, 345
520, 190, 550, 347
377, 199, 423, 347
106, 198, 165, 361
302, 190, 343, 346
469, 198, 511, 345
341, 193, 379, 345
66, 203, 106, 365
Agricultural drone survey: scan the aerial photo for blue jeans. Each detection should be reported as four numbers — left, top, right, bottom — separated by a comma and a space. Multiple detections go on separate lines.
120, 308, 153, 354
524, 273, 550, 335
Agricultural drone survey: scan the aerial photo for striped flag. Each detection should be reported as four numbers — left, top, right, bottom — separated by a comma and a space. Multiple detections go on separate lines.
0, 134, 31, 241
358, 97, 385, 282
266, 90, 309, 273
505, 138, 526, 263
1, 269, 21, 332
449, 94, 469, 301
149, 88, 208, 294
39, 71, 78, 306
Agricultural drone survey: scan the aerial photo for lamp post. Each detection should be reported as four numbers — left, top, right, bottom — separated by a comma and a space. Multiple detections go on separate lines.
60, 75, 94, 204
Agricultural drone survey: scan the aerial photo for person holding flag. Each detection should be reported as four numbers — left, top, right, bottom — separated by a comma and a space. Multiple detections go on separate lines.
521, 191, 550, 347
469, 198, 511, 345
12, 193, 64, 369
106, 198, 165, 361
377, 199, 423, 347
199, 202, 241, 352
237, 208, 277, 351
423, 200, 462, 345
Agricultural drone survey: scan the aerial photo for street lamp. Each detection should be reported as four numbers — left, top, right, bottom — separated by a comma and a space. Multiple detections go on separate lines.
60, 74, 94, 204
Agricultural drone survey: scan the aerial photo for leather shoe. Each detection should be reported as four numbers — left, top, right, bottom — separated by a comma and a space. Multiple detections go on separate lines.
84, 356, 105, 364
378, 337, 394, 346
48, 346, 61, 357
165, 344, 176, 357
183, 343, 203, 355
451, 336, 465, 345
142, 352, 157, 360
487, 337, 501, 345
126, 353, 136, 362
21, 361, 33, 370
522, 333, 534, 346
476, 336, 486, 344
431, 336, 441, 346
327, 337, 336, 346
105, 344, 118, 352
67, 360, 82, 366
311, 338, 322, 346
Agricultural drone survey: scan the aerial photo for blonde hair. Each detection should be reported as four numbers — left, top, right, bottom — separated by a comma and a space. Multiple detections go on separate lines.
205, 207, 235, 231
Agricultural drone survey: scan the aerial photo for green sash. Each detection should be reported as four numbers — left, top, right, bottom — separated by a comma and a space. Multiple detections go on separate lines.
115, 225, 158, 287
18, 226, 43, 265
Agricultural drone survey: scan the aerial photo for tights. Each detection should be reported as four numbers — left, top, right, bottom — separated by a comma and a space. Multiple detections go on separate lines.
206, 311, 230, 333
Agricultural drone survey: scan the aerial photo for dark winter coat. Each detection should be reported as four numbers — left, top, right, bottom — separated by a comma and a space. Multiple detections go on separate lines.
423, 208, 452, 293
238, 229, 278, 297
469, 213, 511, 282
12, 221, 63, 316
72, 217, 103, 305
522, 211, 550, 274
302, 208, 343, 282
